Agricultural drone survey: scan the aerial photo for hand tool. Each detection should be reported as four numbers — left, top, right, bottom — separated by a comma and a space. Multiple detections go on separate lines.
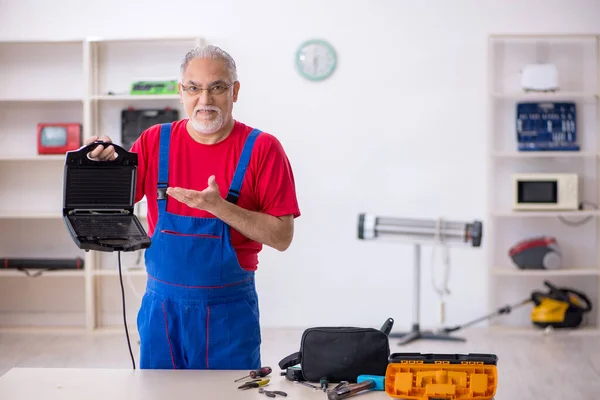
258, 388, 288, 397
357, 375, 385, 390
234, 366, 272, 382
237, 378, 270, 390
281, 365, 304, 382
294, 381, 319, 390
320, 377, 329, 392
330, 381, 348, 392
379, 317, 394, 335
326, 375, 384, 400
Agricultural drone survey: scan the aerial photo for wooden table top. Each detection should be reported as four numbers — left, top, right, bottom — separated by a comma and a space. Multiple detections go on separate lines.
0, 367, 392, 400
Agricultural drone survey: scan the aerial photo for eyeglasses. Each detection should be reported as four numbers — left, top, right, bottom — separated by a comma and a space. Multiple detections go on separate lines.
180, 82, 235, 96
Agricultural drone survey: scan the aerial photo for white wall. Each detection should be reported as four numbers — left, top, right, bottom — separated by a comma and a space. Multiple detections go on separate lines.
0, 0, 599, 331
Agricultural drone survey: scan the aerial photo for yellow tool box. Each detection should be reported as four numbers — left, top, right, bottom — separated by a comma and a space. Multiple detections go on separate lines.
385, 352, 498, 400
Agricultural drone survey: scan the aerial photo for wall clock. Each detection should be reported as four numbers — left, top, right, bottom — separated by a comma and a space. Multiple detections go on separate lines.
295, 39, 337, 81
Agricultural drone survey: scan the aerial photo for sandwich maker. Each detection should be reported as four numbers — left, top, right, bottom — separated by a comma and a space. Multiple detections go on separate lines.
62, 141, 151, 252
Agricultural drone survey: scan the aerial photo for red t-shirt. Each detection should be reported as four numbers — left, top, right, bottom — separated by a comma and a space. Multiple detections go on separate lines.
130, 119, 301, 271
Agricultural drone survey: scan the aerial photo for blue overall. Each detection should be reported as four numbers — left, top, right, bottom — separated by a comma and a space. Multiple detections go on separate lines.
136, 123, 262, 370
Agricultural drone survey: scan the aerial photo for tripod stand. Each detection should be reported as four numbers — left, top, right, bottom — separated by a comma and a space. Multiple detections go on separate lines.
357, 213, 483, 345
387, 243, 468, 345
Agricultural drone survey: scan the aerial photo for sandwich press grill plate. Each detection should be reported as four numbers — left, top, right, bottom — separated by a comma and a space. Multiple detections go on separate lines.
63, 141, 151, 252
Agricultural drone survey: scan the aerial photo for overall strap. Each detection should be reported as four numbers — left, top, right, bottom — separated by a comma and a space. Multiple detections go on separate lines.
156, 123, 172, 214
226, 128, 261, 204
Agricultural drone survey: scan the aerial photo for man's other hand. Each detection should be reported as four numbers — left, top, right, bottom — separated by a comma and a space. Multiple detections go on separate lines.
167, 175, 222, 212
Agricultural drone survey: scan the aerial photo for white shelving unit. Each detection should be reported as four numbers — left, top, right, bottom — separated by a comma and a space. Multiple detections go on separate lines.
487, 34, 600, 334
0, 36, 204, 332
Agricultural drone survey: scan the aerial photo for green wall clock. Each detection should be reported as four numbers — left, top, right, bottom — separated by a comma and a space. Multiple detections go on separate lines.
295, 39, 337, 81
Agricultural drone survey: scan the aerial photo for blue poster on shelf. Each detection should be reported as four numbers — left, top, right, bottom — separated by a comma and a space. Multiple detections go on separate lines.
516, 102, 579, 151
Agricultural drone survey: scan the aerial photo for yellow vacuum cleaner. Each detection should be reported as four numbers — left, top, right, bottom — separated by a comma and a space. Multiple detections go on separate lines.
530, 281, 592, 328
442, 280, 592, 333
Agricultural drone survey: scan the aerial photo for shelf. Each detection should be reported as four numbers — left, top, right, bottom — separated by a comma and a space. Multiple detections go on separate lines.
491, 268, 600, 277
0, 270, 85, 278
0, 155, 66, 162
92, 94, 180, 101
0, 211, 62, 219
0, 38, 84, 44
0, 98, 83, 103
88, 35, 201, 44
0, 35, 201, 332
491, 91, 599, 100
0, 325, 87, 334
0, 96, 178, 102
489, 33, 599, 39
487, 325, 600, 336
492, 210, 600, 218
492, 152, 598, 159
0, 212, 147, 220
487, 33, 600, 332
95, 269, 147, 277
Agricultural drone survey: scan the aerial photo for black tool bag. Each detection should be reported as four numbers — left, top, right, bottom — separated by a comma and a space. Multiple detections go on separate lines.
278, 319, 393, 383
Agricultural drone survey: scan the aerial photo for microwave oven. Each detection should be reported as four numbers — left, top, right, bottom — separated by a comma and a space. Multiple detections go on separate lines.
513, 173, 579, 211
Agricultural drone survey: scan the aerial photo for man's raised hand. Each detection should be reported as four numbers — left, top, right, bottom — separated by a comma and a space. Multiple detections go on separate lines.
85, 135, 116, 161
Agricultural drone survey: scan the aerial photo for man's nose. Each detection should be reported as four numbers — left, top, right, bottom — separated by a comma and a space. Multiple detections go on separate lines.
197, 89, 213, 104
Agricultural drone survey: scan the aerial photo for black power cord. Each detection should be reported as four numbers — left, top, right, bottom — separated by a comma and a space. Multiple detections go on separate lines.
118, 251, 136, 369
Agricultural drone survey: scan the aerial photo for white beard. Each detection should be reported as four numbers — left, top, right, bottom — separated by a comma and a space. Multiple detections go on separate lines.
190, 105, 225, 134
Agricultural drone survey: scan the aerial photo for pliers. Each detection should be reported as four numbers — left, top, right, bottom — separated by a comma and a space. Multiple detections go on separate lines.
259, 388, 288, 397
237, 378, 270, 390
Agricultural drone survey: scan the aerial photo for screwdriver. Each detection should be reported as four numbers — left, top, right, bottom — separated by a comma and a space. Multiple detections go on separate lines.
294, 381, 319, 390
234, 366, 272, 382
320, 377, 329, 392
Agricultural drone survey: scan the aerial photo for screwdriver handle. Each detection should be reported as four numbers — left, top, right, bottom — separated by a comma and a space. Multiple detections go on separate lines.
250, 366, 272, 379
380, 317, 394, 336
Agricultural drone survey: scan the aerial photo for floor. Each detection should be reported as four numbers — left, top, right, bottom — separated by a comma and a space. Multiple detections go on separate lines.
0, 326, 598, 400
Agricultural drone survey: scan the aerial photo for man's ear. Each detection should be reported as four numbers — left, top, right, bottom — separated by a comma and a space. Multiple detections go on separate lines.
233, 81, 240, 102
178, 82, 184, 104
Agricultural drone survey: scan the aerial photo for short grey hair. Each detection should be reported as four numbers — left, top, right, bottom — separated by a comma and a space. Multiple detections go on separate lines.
180, 45, 238, 82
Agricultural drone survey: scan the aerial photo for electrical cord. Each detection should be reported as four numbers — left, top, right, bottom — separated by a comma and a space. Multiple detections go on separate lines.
557, 201, 598, 227
17, 268, 62, 277
431, 217, 451, 327
118, 251, 136, 369
126, 201, 145, 301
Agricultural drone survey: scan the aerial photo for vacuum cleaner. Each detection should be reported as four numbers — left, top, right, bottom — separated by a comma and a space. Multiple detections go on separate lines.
442, 280, 592, 333
508, 236, 562, 270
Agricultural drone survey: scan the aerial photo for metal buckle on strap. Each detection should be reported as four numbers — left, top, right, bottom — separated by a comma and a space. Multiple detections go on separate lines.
157, 182, 168, 200
226, 189, 240, 204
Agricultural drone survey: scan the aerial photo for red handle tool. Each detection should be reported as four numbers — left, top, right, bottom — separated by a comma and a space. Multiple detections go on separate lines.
234, 366, 272, 382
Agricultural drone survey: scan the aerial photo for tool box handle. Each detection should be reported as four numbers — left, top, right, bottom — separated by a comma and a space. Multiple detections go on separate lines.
66, 140, 137, 166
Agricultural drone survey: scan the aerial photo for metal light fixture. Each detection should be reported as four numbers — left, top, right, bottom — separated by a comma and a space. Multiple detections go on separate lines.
357, 213, 483, 345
